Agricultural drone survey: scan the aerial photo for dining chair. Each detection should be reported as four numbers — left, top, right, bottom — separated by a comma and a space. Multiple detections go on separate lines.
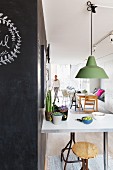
83, 95, 98, 113
61, 89, 69, 104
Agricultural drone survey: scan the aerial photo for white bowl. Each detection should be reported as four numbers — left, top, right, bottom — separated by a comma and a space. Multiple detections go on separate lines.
92, 112, 105, 120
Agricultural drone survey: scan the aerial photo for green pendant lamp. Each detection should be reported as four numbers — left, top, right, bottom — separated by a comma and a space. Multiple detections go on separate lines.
75, 1, 108, 79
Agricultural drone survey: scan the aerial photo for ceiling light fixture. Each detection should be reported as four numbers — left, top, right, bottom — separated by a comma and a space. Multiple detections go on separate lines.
75, 1, 109, 79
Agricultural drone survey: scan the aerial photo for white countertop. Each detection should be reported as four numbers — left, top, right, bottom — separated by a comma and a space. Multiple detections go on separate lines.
41, 112, 113, 133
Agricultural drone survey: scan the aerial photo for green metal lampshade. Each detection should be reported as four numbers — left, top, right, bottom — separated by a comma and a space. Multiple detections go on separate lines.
75, 56, 109, 78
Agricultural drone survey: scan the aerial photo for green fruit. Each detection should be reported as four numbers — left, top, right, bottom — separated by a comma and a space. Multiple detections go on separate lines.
83, 116, 92, 120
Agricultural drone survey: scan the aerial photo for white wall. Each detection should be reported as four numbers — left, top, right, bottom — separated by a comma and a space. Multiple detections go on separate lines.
98, 54, 113, 113
46, 63, 51, 90
89, 79, 100, 93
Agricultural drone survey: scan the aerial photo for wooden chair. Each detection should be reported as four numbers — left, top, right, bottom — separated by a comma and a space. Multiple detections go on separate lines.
70, 92, 78, 111
83, 95, 98, 113
72, 142, 98, 170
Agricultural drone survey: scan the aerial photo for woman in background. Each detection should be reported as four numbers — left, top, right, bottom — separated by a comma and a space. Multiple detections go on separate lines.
52, 75, 60, 104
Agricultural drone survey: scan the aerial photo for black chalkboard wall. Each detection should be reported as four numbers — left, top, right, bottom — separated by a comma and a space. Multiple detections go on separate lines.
0, 0, 37, 169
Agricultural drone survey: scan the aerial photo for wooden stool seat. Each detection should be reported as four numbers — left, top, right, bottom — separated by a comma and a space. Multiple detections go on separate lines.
72, 142, 98, 170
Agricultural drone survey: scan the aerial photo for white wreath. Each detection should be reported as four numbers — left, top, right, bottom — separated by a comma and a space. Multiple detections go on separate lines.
0, 13, 22, 65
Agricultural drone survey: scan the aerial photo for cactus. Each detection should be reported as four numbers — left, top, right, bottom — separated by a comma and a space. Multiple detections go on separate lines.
45, 90, 53, 121
46, 90, 52, 112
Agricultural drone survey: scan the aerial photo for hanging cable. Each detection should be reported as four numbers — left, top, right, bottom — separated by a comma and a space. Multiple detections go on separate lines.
87, 1, 97, 55
91, 9, 92, 55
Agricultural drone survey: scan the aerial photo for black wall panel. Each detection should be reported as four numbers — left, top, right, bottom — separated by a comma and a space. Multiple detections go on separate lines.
41, 45, 45, 108
0, 0, 37, 169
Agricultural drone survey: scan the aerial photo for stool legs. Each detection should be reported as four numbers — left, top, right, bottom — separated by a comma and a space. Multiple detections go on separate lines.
61, 133, 75, 170
80, 159, 89, 170
85, 159, 88, 170
81, 159, 85, 170
61, 133, 82, 170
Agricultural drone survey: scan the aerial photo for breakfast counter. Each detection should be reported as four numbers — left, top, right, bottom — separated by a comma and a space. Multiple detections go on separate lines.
42, 113, 113, 133
42, 112, 113, 170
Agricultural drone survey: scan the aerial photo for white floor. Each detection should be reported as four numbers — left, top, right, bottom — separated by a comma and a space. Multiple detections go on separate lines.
47, 154, 113, 170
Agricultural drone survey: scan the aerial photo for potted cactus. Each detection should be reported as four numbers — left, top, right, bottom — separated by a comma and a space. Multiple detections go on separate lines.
45, 90, 53, 121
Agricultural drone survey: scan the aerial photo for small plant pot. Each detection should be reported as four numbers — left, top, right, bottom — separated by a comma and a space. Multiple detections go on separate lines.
45, 111, 53, 121
60, 110, 68, 121
52, 112, 62, 125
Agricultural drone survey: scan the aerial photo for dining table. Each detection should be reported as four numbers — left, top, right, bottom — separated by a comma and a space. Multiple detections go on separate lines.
41, 112, 113, 170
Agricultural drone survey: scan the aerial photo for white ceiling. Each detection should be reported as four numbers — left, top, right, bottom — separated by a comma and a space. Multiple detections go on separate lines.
42, 0, 113, 65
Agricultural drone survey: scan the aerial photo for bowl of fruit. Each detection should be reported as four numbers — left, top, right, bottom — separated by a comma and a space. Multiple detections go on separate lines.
82, 116, 93, 124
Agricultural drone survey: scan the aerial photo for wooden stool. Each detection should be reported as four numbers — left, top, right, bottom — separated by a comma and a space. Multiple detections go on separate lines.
72, 142, 98, 170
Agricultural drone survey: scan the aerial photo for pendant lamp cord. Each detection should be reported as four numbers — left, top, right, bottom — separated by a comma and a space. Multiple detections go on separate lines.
91, 10, 92, 55
87, 1, 97, 56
